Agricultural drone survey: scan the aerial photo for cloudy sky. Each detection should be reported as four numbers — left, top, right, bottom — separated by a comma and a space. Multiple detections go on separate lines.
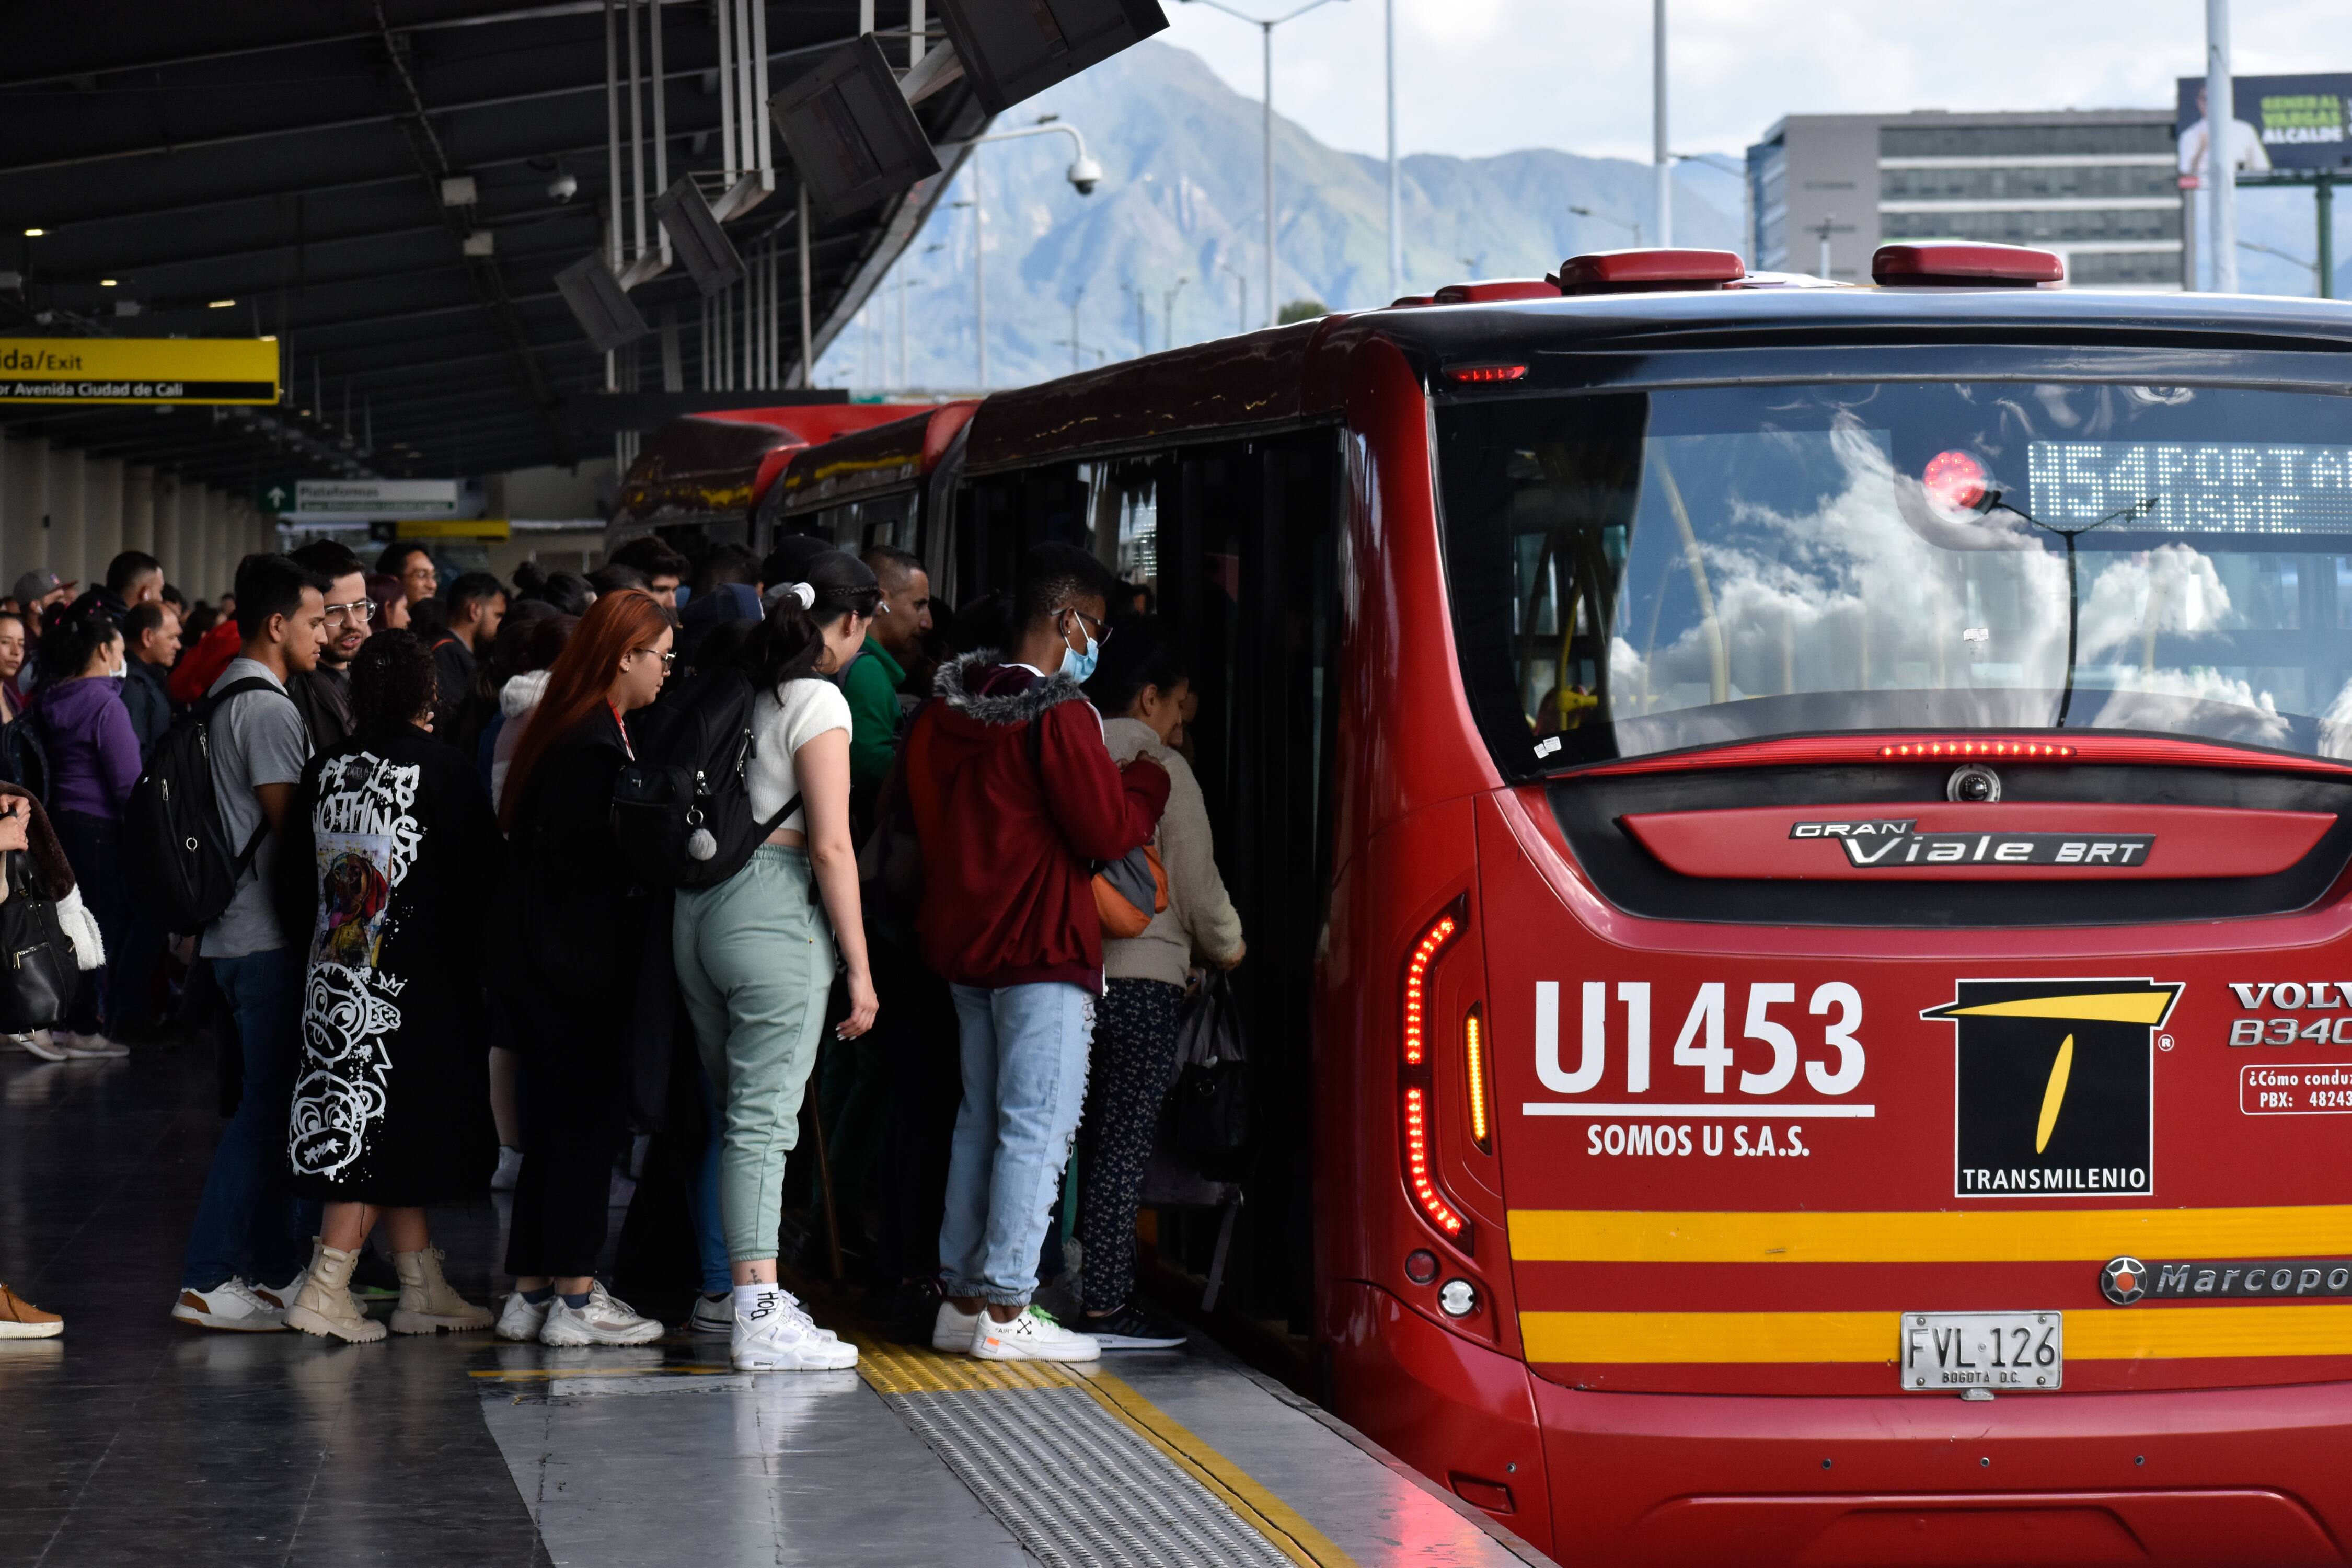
1155, 0, 2348, 164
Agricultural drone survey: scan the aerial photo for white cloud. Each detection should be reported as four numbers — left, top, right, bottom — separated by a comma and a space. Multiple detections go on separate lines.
1154, 0, 2342, 165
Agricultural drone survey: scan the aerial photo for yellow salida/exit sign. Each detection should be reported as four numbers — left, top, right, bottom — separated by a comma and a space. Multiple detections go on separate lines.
0, 338, 280, 405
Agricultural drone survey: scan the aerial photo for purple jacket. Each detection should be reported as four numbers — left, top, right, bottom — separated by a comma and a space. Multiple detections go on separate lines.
38, 675, 143, 820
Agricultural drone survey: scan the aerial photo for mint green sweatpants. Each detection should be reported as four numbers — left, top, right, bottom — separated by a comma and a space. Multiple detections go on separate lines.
672, 845, 836, 1263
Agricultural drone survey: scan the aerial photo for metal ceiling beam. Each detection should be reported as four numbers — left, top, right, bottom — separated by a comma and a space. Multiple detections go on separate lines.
372, 1, 570, 465
0, 34, 845, 179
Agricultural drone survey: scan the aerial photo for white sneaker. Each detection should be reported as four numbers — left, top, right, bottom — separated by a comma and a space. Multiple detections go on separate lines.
490, 1146, 523, 1192
539, 1283, 664, 1346
971, 1305, 1100, 1363
731, 1289, 858, 1371
687, 1293, 735, 1335
60, 1032, 128, 1059
932, 1299, 981, 1353
11, 1030, 65, 1063
172, 1278, 287, 1332
495, 1291, 550, 1342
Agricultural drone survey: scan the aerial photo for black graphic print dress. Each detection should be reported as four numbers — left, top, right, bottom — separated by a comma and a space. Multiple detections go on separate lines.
276, 722, 499, 1205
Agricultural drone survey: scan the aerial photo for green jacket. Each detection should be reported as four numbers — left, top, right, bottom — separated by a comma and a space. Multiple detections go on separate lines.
842, 635, 907, 789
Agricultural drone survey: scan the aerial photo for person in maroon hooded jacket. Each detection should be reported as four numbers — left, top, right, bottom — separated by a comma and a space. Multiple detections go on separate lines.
908, 543, 1169, 1363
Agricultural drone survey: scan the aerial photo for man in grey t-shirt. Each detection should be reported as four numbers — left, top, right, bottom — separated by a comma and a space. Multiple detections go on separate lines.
176, 554, 332, 1333
200, 655, 313, 961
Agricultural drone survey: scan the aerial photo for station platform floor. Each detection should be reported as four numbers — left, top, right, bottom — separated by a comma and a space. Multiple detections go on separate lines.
0, 1046, 1544, 1566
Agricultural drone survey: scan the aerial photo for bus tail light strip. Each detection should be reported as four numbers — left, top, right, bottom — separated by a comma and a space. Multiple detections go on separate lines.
1403, 1087, 1466, 1239
1464, 1007, 1491, 1152
1401, 907, 1474, 1252
1402, 913, 1458, 1067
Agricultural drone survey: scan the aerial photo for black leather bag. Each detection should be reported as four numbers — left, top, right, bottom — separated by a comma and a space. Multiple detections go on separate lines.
0, 852, 77, 1034
1171, 968, 1252, 1180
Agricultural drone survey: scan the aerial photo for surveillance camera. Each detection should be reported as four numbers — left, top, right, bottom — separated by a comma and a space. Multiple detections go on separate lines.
548, 170, 579, 203
1067, 154, 1104, 197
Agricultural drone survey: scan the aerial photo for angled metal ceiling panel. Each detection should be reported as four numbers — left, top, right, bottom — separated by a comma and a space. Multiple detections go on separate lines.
0, 1, 986, 491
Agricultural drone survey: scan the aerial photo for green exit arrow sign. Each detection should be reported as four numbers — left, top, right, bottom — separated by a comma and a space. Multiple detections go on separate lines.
258, 480, 297, 513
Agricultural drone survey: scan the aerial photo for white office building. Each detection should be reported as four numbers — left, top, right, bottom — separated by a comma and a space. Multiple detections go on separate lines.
1747, 109, 2183, 290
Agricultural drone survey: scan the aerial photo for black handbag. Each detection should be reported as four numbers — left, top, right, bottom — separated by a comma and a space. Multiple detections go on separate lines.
0, 852, 77, 1035
1170, 967, 1252, 1180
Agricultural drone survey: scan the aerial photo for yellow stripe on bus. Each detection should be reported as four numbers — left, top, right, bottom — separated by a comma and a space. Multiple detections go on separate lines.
1519, 1305, 2352, 1364
1507, 1205, 2352, 1264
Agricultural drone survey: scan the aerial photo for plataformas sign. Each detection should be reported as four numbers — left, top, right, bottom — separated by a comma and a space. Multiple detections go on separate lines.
0, 338, 280, 405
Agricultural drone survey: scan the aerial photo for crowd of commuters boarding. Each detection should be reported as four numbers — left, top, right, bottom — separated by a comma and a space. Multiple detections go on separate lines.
0, 529, 1244, 1372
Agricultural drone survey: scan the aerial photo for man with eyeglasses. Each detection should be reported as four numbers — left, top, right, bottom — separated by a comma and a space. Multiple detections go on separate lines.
288, 541, 372, 752
376, 543, 440, 609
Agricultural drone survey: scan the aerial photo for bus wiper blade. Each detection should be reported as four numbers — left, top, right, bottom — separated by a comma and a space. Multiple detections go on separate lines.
1985, 492, 2163, 728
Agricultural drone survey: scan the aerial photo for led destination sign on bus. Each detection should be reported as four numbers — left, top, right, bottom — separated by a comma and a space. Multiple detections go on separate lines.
2028, 441, 2352, 534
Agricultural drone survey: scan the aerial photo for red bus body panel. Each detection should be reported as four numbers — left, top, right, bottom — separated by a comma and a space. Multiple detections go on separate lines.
1289, 304, 2352, 1563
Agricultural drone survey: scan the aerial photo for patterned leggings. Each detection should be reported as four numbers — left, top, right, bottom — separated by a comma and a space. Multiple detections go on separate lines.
1077, 978, 1185, 1315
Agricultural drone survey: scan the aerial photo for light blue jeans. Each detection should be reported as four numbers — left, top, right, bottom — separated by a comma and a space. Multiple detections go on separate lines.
938, 981, 1094, 1307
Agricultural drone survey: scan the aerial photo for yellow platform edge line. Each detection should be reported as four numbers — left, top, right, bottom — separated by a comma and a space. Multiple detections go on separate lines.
1520, 1305, 2352, 1364
1508, 1204, 2352, 1264
1079, 1371, 1357, 1568
841, 1331, 1081, 1395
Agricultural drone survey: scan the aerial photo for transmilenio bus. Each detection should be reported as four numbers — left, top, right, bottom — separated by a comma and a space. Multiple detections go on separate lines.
693, 243, 2352, 1565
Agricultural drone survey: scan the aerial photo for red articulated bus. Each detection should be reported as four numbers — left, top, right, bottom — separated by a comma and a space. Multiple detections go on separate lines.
604, 402, 928, 559
758, 400, 978, 554
806, 244, 2352, 1565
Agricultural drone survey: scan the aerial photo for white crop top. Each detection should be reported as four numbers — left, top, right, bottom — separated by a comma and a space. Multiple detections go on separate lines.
745, 677, 852, 833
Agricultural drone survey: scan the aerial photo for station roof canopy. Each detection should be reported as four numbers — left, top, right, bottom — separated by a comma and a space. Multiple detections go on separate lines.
0, 2, 985, 488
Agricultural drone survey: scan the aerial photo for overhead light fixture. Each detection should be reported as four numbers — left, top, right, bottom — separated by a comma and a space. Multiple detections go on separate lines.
99, 278, 117, 287
462, 231, 495, 257
209, 298, 235, 308
22, 228, 43, 237
440, 175, 478, 207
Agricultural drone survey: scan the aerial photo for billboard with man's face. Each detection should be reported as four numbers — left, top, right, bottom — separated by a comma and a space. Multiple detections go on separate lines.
2177, 74, 2352, 178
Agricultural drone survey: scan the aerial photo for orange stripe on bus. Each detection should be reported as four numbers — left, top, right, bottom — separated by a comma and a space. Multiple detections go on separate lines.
1507, 1206, 2352, 1264
1520, 1306, 2352, 1364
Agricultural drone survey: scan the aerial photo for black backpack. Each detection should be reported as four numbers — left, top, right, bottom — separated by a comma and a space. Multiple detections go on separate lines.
123, 676, 289, 934
612, 665, 798, 891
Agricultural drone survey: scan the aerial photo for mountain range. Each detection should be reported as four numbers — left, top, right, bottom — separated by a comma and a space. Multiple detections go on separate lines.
811, 40, 2347, 393
818, 40, 1737, 391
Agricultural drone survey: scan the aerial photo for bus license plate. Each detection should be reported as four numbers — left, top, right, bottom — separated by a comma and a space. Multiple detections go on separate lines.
1900, 1311, 2062, 1391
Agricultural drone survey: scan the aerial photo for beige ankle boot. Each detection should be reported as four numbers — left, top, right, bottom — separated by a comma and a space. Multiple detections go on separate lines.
285, 1242, 387, 1343
390, 1248, 495, 1334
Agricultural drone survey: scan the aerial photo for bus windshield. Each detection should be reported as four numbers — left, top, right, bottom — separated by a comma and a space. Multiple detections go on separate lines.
1436, 381, 2352, 774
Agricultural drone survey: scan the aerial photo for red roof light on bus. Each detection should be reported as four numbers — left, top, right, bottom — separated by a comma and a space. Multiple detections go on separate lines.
1431, 279, 1560, 305
1551, 248, 1745, 295
1873, 241, 2065, 288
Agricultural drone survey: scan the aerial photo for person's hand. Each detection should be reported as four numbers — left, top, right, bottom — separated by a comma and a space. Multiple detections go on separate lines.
837, 970, 879, 1040
1216, 940, 1246, 971
0, 797, 29, 855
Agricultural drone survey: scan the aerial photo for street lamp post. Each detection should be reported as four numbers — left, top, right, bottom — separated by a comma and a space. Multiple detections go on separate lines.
1653, 0, 1670, 249
1162, 276, 1190, 351
2205, 0, 2239, 292
1386, 0, 1400, 302
1569, 205, 1642, 249
1181, 0, 1346, 330
1674, 150, 1749, 263
937, 119, 1109, 386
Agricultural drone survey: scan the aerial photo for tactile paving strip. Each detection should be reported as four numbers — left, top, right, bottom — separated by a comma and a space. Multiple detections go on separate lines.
885, 1381, 1297, 1568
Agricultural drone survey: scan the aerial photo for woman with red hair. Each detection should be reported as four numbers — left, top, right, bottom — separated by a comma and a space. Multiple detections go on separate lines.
490, 588, 674, 1347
